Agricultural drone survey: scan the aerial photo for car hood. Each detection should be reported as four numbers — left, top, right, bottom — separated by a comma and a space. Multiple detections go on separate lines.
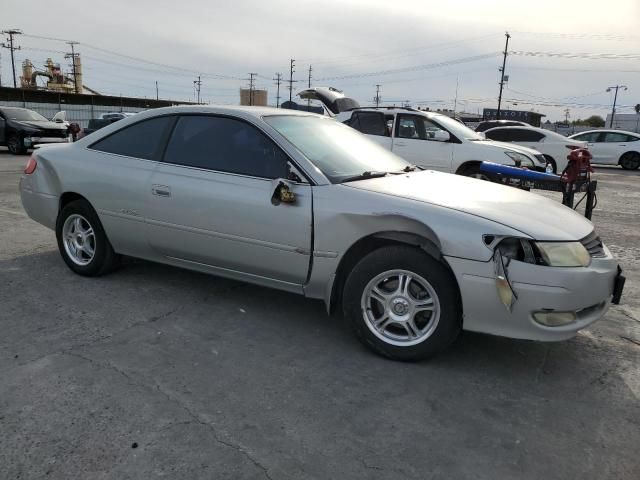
344, 170, 594, 241
14, 120, 67, 131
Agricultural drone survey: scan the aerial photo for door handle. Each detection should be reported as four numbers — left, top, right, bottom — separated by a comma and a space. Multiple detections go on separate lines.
152, 184, 171, 197
394, 142, 407, 147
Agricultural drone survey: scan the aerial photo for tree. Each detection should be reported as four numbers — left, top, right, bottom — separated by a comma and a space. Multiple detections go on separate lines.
584, 115, 605, 127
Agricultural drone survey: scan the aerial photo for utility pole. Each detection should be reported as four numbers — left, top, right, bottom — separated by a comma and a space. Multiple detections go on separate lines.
155, 81, 159, 100
307, 64, 312, 108
563, 108, 570, 124
496, 31, 511, 120
453, 76, 459, 116
606, 84, 627, 128
248, 72, 257, 106
273, 73, 282, 108
65, 41, 80, 93
193, 75, 202, 103
287, 59, 297, 103
1, 29, 22, 88
374, 84, 381, 107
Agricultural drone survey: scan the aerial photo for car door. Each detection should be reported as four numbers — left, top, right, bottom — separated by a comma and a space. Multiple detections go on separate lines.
596, 132, 633, 165
572, 132, 605, 163
146, 114, 312, 288
392, 114, 453, 171
346, 111, 392, 149
85, 115, 176, 258
0, 114, 5, 144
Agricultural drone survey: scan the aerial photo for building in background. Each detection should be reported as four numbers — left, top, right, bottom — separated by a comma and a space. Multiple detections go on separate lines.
482, 108, 546, 127
605, 113, 640, 133
240, 88, 267, 106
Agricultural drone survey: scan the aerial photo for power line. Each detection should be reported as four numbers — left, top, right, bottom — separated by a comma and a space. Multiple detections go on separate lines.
510, 51, 640, 60
315, 52, 501, 81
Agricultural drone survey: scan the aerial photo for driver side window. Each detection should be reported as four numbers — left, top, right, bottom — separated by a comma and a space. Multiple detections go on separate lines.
396, 115, 447, 141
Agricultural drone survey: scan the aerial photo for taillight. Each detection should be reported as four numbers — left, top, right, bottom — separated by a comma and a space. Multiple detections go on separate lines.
24, 156, 37, 174
566, 145, 579, 150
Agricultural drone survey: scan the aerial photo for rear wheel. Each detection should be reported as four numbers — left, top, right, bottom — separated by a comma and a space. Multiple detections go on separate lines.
459, 164, 491, 181
7, 134, 27, 155
55, 199, 119, 276
619, 152, 640, 170
342, 246, 462, 361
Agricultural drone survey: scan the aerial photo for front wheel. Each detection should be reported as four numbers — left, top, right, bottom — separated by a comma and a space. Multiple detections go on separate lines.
7, 134, 27, 155
619, 152, 640, 170
55, 199, 119, 276
342, 246, 462, 361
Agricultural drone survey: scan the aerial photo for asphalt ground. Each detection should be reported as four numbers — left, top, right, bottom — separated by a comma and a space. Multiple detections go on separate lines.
1, 149, 639, 479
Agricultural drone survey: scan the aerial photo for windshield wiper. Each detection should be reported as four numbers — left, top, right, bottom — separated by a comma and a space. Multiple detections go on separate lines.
340, 171, 389, 183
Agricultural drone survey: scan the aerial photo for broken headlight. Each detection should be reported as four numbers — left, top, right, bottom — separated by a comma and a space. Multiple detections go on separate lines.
493, 237, 590, 267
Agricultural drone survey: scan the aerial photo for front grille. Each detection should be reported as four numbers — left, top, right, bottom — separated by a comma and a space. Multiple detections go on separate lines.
39, 129, 68, 138
581, 230, 605, 258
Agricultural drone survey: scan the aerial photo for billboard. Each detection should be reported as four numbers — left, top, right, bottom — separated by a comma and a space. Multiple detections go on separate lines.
483, 108, 545, 126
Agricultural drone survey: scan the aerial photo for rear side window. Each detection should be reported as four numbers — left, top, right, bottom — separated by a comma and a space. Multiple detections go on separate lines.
163, 115, 289, 179
486, 128, 544, 142
90, 116, 175, 160
603, 132, 632, 143
349, 112, 388, 136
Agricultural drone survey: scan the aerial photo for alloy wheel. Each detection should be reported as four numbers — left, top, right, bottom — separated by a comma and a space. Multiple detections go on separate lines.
361, 269, 441, 347
62, 214, 96, 266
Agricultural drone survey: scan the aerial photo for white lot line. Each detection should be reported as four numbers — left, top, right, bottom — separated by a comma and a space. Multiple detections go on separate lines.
0, 207, 27, 217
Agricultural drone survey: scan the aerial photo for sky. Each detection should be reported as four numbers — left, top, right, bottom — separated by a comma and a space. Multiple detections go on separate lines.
2, 0, 639, 121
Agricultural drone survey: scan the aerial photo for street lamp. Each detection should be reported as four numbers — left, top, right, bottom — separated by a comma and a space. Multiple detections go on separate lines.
606, 85, 627, 128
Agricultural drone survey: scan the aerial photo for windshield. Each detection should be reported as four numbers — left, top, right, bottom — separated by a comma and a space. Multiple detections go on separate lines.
432, 114, 484, 141
1, 108, 48, 122
264, 115, 410, 183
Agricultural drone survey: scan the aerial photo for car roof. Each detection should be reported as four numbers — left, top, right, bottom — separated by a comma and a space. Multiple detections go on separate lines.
484, 125, 545, 133
571, 129, 639, 136
346, 107, 446, 118
137, 104, 322, 119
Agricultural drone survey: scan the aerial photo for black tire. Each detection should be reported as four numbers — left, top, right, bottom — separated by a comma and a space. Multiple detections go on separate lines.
619, 152, 640, 170
7, 134, 27, 155
458, 163, 491, 181
543, 155, 557, 174
342, 245, 462, 361
55, 199, 120, 276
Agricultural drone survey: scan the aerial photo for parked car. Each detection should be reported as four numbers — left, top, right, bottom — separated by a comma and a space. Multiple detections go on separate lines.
298, 88, 546, 177
338, 107, 546, 176
0, 107, 70, 154
98, 112, 138, 121
568, 129, 640, 170
475, 120, 531, 132
19, 106, 624, 360
76, 118, 122, 140
483, 125, 586, 173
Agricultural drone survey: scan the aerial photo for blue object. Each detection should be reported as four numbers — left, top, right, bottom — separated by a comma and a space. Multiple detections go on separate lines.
479, 162, 560, 182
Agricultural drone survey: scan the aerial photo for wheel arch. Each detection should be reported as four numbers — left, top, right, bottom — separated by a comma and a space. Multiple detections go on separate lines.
454, 160, 483, 175
618, 150, 640, 165
59, 191, 90, 213
327, 229, 461, 316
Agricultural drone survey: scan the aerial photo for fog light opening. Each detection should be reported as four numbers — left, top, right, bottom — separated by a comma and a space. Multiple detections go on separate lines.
533, 310, 577, 327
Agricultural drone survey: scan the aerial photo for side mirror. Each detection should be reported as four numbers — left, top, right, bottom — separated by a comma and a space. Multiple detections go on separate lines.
433, 130, 450, 142
271, 179, 296, 205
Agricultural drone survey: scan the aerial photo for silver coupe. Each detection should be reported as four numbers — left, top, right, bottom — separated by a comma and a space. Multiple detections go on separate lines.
19, 106, 624, 360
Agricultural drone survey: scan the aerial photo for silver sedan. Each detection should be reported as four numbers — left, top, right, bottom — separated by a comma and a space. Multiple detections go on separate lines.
19, 106, 624, 360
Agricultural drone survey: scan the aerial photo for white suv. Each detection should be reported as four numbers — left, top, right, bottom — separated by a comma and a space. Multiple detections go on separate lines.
337, 107, 546, 176
298, 88, 546, 176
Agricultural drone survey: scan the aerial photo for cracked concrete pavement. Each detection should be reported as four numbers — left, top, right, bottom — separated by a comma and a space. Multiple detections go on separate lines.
1, 150, 639, 479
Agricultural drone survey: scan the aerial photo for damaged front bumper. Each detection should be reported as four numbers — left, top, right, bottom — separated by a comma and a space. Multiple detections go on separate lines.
444, 244, 622, 341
